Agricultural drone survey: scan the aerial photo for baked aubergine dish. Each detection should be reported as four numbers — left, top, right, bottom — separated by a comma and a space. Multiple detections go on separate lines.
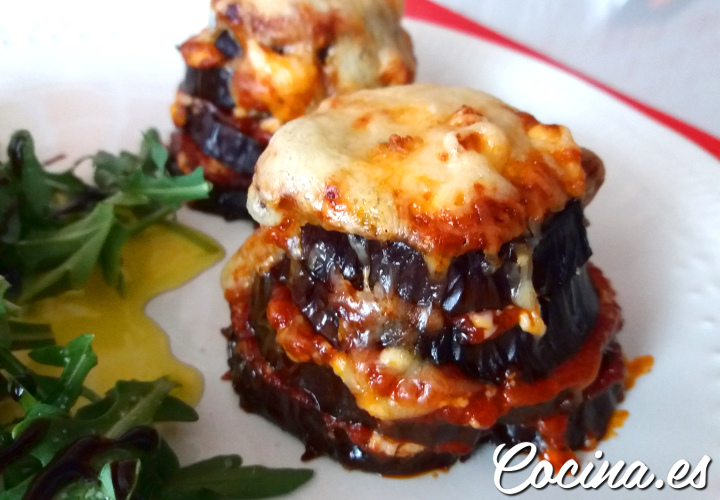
221, 83, 624, 474
169, 0, 416, 219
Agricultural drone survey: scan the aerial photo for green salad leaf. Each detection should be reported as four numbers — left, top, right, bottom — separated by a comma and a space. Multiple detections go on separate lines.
0, 285, 312, 499
0, 130, 211, 302
0, 132, 312, 499
159, 456, 315, 500
0, 276, 53, 353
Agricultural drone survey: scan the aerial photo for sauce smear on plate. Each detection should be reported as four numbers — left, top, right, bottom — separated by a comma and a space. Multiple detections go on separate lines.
624, 355, 654, 390
22, 223, 223, 405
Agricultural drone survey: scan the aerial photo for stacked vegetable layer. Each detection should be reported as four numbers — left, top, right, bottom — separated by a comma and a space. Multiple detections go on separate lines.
169, 0, 416, 219
221, 84, 626, 474
223, 209, 624, 474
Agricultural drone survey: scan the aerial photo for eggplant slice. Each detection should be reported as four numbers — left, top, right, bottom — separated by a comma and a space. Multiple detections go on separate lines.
420, 265, 599, 384
181, 66, 235, 111
183, 102, 264, 177
278, 200, 597, 383
296, 199, 592, 312
167, 100, 267, 220
226, 323, 625, 475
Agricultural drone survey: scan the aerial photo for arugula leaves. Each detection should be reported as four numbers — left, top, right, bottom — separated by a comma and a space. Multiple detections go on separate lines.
0, 130, 210, 302
159, 457, 315, 500
0, 282, 313, 499
0, 276, 53, 353
0, 132, 313, 498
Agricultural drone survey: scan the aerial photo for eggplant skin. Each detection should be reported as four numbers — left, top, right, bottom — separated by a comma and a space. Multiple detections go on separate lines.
181, 66, 235, 110
492, 382, 623, 452
184, 103, 265, 176
301, 225, 364, 289
254, 256, 598, 393
190, 187, 253, 221
214, 30, 241, 59
443, 249, 506, 313
532, 199, 592, 296
420, 265, 600, 384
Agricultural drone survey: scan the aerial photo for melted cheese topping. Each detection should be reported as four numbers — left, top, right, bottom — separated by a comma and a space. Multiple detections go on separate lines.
248, 84, 585, 258
212, 0, 415, 124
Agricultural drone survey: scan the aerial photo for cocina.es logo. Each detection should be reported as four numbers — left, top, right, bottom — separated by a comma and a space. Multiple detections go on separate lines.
493, 443, 711, 494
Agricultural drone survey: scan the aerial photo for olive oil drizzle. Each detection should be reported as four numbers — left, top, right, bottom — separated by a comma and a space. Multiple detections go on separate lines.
21, 223, 224, 405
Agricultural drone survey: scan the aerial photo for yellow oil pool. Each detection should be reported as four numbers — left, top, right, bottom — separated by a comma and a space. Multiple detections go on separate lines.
22, 222, 224, 405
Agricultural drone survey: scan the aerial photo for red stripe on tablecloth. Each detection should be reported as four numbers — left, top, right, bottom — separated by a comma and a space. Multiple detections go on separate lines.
405, 0, 720, 161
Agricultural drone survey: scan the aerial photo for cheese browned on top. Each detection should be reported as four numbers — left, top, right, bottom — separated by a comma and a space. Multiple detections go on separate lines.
248, 84, 586, 259
210, 0, 415, 125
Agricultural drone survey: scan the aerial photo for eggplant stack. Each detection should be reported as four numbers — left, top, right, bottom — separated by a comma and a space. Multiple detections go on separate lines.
221, 84, 625, 474
168, 0, 416, 219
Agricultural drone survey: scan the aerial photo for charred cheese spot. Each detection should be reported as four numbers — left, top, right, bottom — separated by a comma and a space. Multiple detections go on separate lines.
353, 112, 374, 130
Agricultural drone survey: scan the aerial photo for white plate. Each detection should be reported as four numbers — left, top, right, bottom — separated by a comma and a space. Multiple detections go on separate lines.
2, 10, 720, 499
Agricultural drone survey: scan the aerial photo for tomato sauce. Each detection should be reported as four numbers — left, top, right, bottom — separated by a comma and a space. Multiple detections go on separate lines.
624, 355, 654, 390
